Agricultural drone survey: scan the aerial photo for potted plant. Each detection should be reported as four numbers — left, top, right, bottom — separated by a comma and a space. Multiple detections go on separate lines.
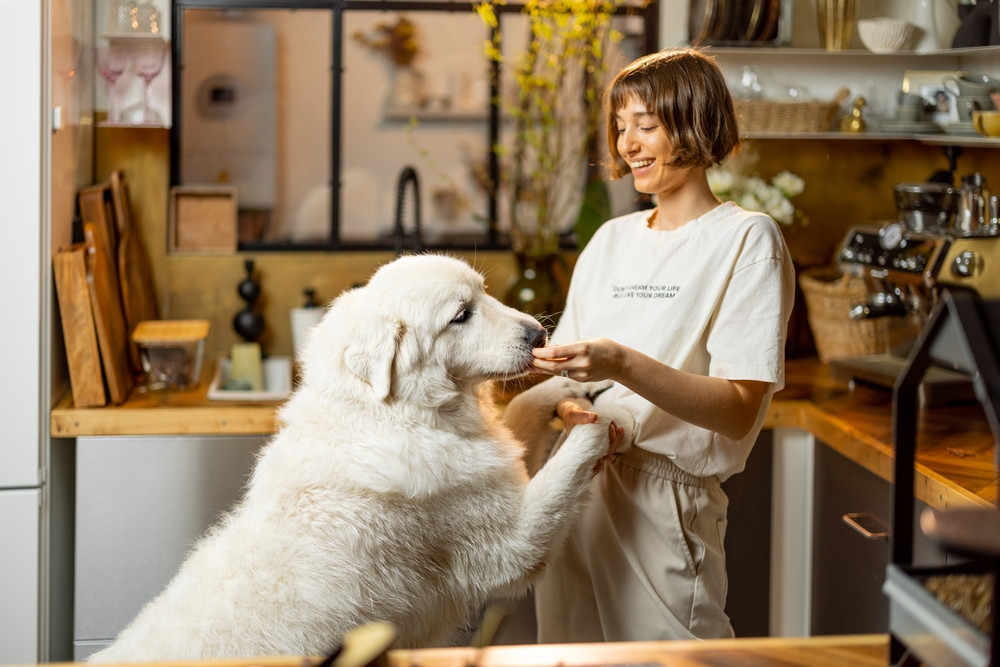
473, 0, 631, 318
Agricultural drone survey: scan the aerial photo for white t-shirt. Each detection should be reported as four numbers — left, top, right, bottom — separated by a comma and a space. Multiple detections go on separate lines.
553, 202, 795, 479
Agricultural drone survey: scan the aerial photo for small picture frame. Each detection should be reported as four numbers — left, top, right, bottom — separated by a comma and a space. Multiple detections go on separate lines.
920, 84, 957, 123
169, 185, 239, 253
902, 69, 967, 123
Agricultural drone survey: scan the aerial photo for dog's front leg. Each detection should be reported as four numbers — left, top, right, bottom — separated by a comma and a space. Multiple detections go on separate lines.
489, 417, 620, 598
504, 377, 611, 476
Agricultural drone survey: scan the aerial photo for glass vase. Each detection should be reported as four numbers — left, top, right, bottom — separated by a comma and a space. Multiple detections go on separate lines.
503, 252, 570, 326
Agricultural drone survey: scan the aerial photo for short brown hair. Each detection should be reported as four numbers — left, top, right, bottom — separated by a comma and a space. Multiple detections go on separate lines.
604, 47, 741, 180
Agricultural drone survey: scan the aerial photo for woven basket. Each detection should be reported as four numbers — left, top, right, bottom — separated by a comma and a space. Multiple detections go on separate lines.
798, 267, 887, 363
735, 87, 850, 134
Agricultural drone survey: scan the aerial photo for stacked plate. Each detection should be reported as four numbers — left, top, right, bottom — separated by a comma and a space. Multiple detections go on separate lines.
939, 121, 981, 137
876, 119, 941, 134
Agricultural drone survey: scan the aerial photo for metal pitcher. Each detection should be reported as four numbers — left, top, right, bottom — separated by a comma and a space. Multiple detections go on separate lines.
956, 172, 994, 234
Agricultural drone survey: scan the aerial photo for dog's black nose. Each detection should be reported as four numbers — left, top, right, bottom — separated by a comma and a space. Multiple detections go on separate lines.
527, 326, 547, 349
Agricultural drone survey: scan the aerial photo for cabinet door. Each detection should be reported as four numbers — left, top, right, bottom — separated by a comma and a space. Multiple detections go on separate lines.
722, 430, 773, 637
0, 490, 40, 664
810, 443, 947, 635
74, 435, 265, 659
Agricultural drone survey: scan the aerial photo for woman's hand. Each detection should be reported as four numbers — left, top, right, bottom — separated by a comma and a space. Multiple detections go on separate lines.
556, 397, 596, 431
532, 338, 624, 383
538, 338, 770, 441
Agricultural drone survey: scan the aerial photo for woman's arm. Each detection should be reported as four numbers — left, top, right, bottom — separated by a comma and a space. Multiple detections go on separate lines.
533, 338, 769, 441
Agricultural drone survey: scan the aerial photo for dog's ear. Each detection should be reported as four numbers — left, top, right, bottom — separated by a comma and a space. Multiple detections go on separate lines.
343, 313, 404, 401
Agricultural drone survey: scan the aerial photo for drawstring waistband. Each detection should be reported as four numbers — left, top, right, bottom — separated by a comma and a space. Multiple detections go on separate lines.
615, 446, 720, 489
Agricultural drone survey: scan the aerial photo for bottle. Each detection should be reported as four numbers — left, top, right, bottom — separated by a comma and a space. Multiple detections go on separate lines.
290, 288, 324, 375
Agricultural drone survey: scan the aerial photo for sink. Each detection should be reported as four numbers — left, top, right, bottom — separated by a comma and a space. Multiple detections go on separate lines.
207, 355, 292, 401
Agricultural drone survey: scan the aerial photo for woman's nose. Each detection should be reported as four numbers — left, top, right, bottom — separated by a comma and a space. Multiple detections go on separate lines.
617, 129, 636, 154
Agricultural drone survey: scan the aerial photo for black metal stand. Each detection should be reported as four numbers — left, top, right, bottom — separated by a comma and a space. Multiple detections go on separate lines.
889, 286, 1000, 666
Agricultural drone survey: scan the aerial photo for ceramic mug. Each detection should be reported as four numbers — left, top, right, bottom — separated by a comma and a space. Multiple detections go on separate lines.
972, 110, 1000, 137
896, 91, 925, 120
944, 73, 1000, 97
957, 95, 996, 122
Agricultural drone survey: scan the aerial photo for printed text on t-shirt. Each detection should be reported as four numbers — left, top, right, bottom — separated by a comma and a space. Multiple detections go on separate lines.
611, 284, 680, 299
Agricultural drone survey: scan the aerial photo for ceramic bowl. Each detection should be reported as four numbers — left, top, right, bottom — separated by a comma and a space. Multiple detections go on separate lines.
973, 110, 1000, 138
857, 17, 915, 53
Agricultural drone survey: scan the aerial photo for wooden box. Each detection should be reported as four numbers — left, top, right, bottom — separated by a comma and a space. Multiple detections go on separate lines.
169, 185, 238, 253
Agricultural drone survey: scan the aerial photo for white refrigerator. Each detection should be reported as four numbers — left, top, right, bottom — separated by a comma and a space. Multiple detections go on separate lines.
0, 1, 63, 662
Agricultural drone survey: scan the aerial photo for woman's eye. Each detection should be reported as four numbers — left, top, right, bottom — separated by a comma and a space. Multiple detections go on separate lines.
641, 125, 657, 132
451, 309, 471, 324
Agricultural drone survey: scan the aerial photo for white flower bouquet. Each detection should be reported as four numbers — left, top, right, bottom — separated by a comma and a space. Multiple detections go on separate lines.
707, 167, 805, 226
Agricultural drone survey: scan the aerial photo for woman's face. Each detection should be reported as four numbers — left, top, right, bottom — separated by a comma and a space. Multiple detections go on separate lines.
614, 96, 691, 198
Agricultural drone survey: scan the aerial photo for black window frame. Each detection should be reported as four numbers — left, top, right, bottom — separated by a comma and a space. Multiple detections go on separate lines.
170, 0, 659, 252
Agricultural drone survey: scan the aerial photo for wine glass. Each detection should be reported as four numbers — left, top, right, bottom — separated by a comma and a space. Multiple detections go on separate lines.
105, 0, 138, 34
129, 40, 167, 125
95, 43, 129, 124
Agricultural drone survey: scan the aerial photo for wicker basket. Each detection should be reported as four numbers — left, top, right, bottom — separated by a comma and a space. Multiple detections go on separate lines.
735, 87, 850, 134
798, 267, 887, 363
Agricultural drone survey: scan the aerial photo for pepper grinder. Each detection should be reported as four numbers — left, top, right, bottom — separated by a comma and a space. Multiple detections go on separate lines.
233, 259, 265, 342
230, 259, 265, 391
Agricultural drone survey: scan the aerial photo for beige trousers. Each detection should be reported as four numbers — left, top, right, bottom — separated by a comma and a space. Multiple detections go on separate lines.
534, 446, 734, 642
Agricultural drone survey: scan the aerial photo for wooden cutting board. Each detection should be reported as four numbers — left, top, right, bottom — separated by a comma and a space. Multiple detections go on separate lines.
84, 223, 133, 404
78, 184, 119, 287
111, 170, 159, 373
53, 245, 107, 407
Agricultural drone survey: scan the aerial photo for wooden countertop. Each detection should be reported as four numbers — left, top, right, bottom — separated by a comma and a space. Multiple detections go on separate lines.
51, 358, 282, 437
387, 634, 889, 667
51, 357, 998, 510
19, 634, 889, 667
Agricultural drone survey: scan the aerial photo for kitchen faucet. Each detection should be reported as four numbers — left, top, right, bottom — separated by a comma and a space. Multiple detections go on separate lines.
394, 166, 423, 257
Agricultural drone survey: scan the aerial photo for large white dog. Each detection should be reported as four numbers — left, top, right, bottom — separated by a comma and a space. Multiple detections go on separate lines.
89, 254, 629, 662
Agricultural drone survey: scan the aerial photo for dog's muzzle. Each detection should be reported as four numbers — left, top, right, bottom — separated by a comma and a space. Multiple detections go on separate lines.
526, 326, 547, 349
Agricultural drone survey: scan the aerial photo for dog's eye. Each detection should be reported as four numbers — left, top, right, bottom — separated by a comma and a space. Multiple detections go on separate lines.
451, 308, 472, 324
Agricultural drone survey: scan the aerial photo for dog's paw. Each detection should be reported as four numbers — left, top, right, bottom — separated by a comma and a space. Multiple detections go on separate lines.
526, 376, 588, 404
504, 377, 591, 429
594, 404, 636, 454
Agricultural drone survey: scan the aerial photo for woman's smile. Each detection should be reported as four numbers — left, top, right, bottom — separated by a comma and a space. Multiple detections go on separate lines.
629, 158, 655, 177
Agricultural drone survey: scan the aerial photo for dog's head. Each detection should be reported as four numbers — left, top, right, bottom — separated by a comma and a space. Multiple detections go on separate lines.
301, 254, 546, 404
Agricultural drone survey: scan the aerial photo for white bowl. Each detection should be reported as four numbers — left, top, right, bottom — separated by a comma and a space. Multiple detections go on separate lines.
857, 17, 915, 53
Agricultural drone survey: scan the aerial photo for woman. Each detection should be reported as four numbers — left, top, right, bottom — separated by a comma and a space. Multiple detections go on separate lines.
510, 47, 796, 642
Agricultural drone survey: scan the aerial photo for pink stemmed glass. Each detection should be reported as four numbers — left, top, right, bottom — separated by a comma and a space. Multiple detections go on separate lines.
95, 43, 129, 124
131, 40, 167, 124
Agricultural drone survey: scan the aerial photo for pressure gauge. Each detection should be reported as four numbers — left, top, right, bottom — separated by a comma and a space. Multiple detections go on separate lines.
879, 221, 906, 250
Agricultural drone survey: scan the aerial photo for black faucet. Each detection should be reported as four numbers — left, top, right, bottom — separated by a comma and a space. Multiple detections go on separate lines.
394, 166, 423, 257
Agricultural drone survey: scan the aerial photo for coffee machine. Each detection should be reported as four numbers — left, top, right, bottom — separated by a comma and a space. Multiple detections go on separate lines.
831, 175, 1000, 403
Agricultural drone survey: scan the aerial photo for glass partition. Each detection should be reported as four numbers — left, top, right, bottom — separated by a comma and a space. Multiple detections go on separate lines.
171, 0, 657, 251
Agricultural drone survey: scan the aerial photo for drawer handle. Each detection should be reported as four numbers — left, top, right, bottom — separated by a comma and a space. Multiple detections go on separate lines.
843, 512, 889, 540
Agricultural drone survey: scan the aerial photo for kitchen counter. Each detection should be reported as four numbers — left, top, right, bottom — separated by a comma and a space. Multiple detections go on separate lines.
51, 357, 998, 511
388, 633, 889, 667
19, 634, 889, 667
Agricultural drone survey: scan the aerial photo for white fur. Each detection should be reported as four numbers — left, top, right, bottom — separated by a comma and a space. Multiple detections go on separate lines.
89, 254, 625, 662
